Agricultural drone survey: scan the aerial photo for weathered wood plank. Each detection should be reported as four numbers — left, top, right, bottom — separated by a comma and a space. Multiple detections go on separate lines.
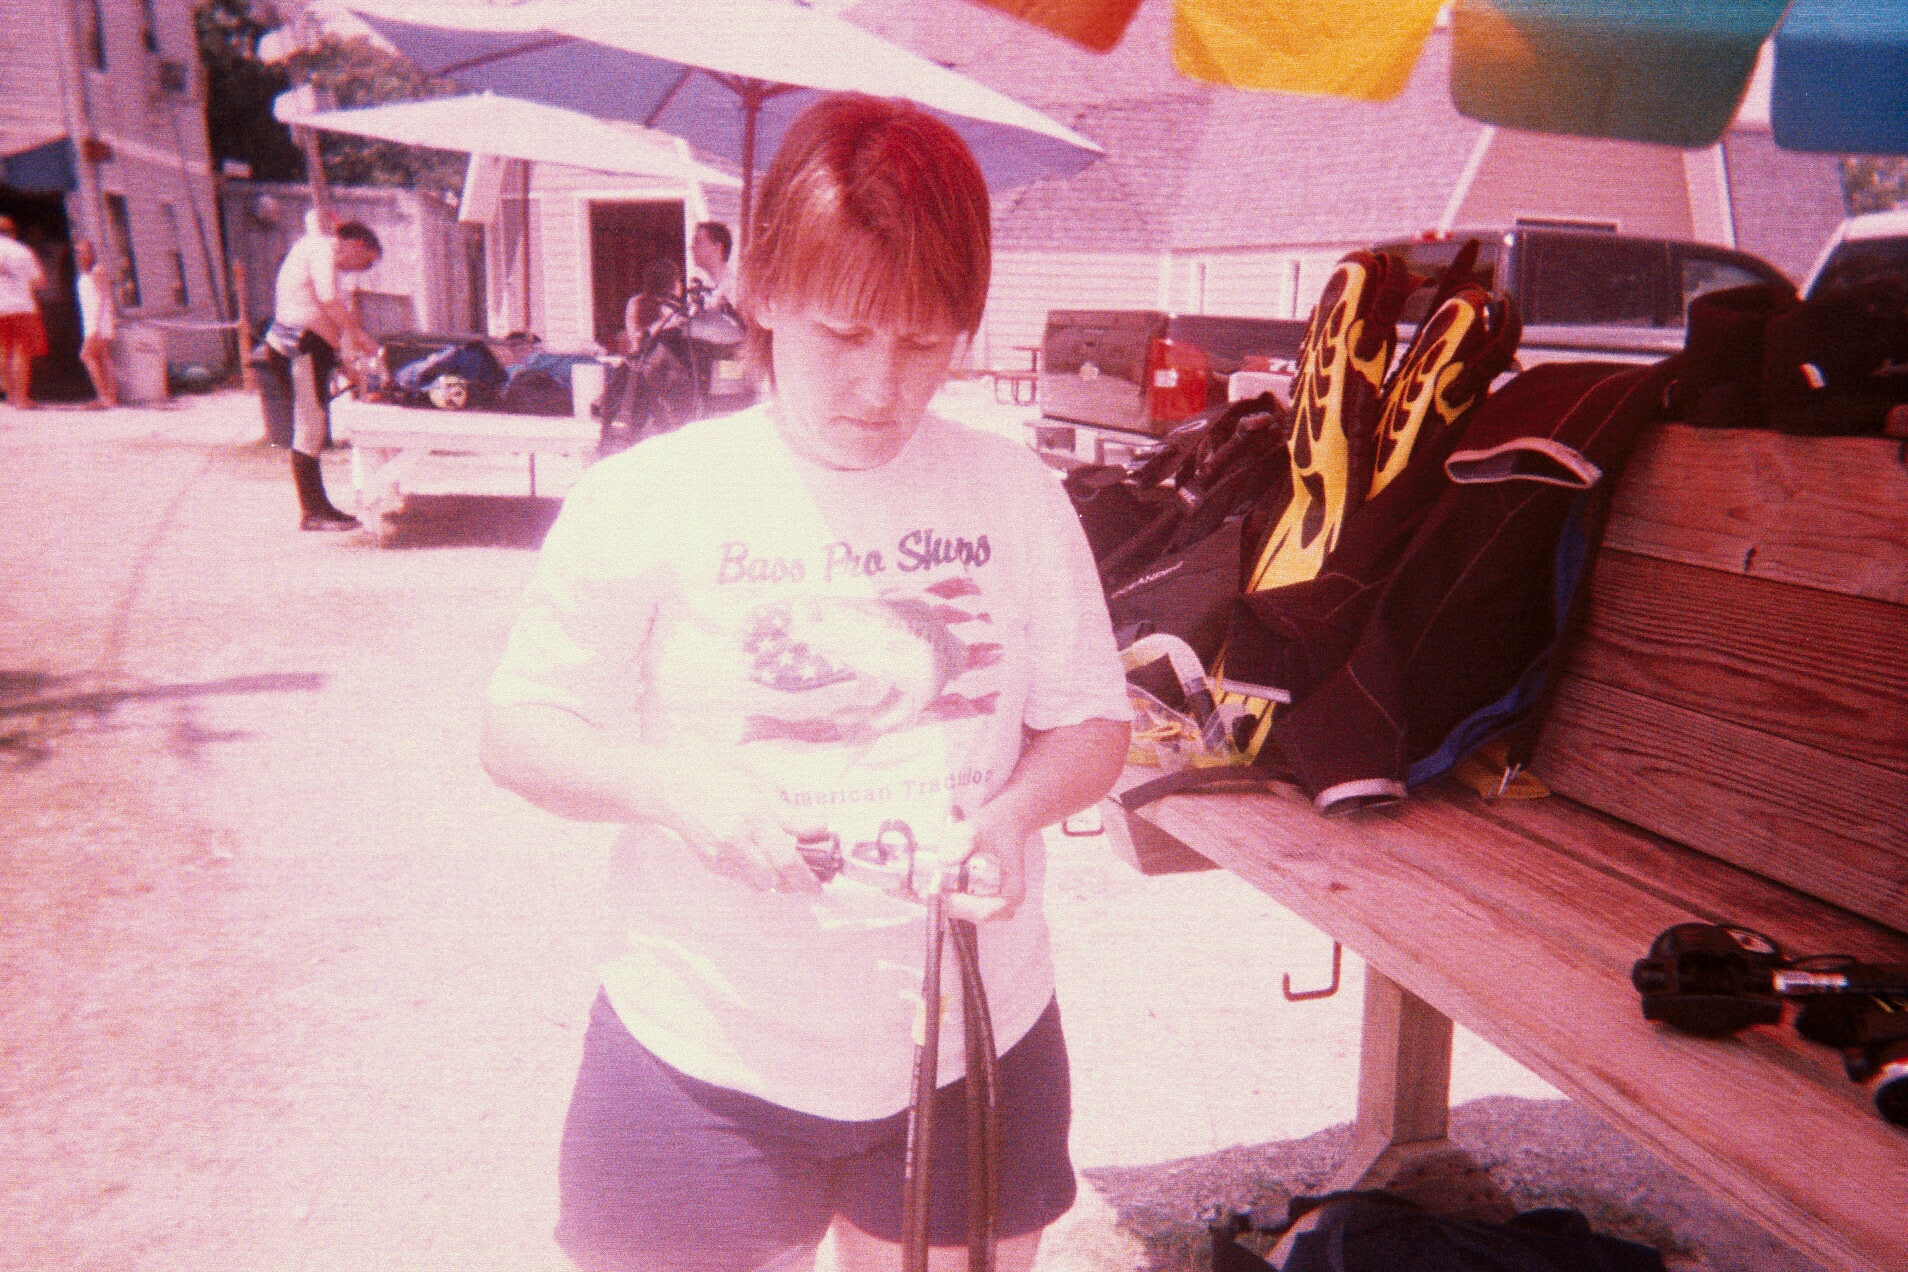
1466, 795, 1903, 956
1353, 970, 1453, 1148
1536, 676, 1908, 931
1575, 550, 1908, 775
1133, 782, 1908, 1272
1603, 425, 1908, 605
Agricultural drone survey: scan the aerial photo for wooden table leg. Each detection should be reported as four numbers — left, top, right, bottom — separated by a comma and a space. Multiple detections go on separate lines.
1332, 968, 1456, 1185
1273, 969, 1510, 1261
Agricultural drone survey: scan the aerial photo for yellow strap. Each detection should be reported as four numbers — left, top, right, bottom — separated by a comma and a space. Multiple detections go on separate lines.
1451, 739, 1552, 801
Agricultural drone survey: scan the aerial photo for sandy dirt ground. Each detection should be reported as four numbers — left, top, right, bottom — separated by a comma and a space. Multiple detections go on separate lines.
0, 389, 1825, 1271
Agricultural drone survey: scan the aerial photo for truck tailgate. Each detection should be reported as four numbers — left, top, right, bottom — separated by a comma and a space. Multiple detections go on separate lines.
1037, 309, 1163, 434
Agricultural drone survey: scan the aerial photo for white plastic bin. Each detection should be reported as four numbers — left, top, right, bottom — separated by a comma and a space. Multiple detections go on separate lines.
571, 360, 605, 422
111, 323, 169, 404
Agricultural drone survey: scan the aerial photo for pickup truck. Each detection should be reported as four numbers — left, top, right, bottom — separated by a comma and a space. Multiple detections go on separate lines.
1029, 311, 1307, 465
1377, 225, 1793, 366
1028, 227, 1792, 465
1801, 209, 1908, 301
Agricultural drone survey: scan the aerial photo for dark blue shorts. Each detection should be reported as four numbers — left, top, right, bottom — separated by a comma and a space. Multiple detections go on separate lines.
556, 990, 1076, 1272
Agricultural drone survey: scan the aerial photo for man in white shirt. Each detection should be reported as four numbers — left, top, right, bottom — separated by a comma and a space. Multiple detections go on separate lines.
0, 216, 49, 411
257, 217, 381, 530
690, 220, 734, 314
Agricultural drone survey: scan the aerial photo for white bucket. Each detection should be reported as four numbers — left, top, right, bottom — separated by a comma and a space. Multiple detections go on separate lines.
112, 323, 169, 404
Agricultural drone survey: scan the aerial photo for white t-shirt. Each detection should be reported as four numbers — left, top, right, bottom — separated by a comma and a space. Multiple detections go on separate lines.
691, 261, 732, 312
77, 269, 114, 339
489, 404, 1131, 1119
0, 236, 44, 317
271, 232, 357, 336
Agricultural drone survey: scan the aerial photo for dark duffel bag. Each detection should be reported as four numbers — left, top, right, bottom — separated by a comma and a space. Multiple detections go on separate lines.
1213, 1192, 1668, 1272
501, 367, 573, 416
1062, 393, 1290, 591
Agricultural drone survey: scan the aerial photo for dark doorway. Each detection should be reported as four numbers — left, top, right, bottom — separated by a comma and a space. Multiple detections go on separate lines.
463, 223, 487, 335
0, 188, 89, 401
589, 200, 684, 351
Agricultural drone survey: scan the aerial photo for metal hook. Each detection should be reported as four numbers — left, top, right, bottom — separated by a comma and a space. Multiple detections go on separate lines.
1282, 941, 1342, 1002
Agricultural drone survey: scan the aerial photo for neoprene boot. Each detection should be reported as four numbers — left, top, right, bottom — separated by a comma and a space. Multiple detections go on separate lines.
291, 451, 361, 532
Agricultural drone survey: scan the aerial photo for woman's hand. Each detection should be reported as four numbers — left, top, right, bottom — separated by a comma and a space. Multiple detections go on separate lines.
939, 803, 1028, 924
936, 718, 1131, 923
479, 703, 825, 894
653, 763, 826, 895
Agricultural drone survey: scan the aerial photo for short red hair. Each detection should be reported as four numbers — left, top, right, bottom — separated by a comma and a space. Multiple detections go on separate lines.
738, 94, 991, 378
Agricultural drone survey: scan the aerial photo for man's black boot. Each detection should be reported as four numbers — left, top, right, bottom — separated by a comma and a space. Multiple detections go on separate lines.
292, 451, 361, 532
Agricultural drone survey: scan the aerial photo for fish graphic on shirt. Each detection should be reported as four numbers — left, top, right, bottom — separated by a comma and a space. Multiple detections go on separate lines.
735, 576, 1000, 748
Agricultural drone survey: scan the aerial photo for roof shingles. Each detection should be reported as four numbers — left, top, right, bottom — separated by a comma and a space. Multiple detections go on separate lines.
848, 1, 1843, 269
1166, 31, 1483, 250
1723, 130, 1847, 285
851, 1, 1481, 253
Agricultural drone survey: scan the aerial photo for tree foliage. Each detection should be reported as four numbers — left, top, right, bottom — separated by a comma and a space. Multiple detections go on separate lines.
1841, 157, 1908, 216
195, 0, 303, 181
195, 0, 466, 196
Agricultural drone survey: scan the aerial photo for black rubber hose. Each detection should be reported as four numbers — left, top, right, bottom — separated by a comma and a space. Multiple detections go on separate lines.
902, 894, 947, 1272
952, 918, 1000, 1271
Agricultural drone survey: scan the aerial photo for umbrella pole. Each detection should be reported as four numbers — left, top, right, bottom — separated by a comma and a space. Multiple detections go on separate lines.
721, 77, 795, 255
294, 125, 335, 234
520, 159, 533, 334
739, 84, 760, 254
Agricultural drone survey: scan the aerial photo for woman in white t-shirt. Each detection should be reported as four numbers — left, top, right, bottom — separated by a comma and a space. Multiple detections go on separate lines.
481, 95, 1131, 1272
73, 240, 118, 408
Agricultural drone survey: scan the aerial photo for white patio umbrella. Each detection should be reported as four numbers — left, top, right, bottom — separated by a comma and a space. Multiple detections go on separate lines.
337, 0, 1105, 245
273, 90, 745, 338
272, 91, 744, 188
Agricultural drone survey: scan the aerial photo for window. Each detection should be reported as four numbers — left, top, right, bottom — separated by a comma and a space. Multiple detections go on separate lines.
1678, 250, 1771, 319
86, 0, 106, 69
1523, 234, 1669, 327
104, 194, 141, 310
1808, 238, 1908, 303
161, 205, 189, 307
1389, 239, 1503, 325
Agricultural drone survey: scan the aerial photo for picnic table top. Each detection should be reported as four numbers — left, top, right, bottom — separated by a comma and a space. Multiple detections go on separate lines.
335, 398, 599, 447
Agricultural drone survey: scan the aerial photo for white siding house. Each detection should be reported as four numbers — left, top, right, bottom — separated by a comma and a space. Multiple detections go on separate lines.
484, 156, 740, 352
1, 0, 230, 392
982, 250, 1161, 369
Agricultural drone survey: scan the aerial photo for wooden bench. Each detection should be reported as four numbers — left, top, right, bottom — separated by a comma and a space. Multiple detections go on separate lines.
1119, 424, 1908, 1271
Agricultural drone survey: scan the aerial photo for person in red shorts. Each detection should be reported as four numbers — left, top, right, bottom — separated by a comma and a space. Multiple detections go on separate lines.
0, 215, 50, 411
